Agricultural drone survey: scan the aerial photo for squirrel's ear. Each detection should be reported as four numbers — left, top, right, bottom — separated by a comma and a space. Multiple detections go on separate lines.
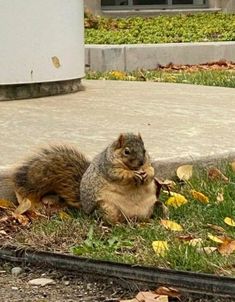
138, 132, 143, 141
116, 133, 125, 148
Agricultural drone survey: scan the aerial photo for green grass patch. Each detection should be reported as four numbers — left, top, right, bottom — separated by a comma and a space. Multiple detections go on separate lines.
85, 13, 235, 44
14, 162, 235, 275
86, 70, 235, 88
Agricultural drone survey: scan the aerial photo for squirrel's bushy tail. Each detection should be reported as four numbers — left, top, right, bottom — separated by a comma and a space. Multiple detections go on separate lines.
0, 167, 17, 203
3, 145, 90, 207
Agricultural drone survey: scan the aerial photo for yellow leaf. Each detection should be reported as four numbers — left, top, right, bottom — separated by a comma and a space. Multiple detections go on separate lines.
152, 241, 169, 257
14, 198, 32, 215
160, 219, 183, 232
224, 217, 235, 227
191, 190, 209, 204
59, 211, 71, 221
0, 199, 15, 209
208, 233, 224, 244
231, 162, 235, 172
176, 165, 193, 181
216, 191, 224, 203
165, 193, 187, 208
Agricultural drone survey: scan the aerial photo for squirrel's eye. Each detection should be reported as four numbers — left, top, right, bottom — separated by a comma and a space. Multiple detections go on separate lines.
124, 148, 130, 155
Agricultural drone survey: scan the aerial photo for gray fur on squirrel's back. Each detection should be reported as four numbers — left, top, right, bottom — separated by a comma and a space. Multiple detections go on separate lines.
80, 150, 107, 214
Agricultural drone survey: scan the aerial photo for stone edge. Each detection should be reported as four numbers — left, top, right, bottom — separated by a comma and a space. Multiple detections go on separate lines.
1, 151, 235, 180
85, 42, 235, 72
0, 78, 83, 101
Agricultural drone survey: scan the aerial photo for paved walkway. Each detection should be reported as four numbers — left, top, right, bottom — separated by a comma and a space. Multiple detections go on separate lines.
0, 80, 235, 173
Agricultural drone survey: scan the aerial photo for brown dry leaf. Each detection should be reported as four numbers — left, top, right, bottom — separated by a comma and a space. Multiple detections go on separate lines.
176, 165, 193, 181
224, 217, 235, 227
155, 287, 181, 299
207, 224, 226, 234
176, 234, 194, 241
208, 167, 228, 182
190, 190, 209, 204
231, 162, 235, 172
120, 291, 168, 302
12, 213, 30, 226
0, 199, 15, 209
218, 239, 235, 256
160, 219, 183, 232
196, 247, 217, 254
14, 198, 32, 215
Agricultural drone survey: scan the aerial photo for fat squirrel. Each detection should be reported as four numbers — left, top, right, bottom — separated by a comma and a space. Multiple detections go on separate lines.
11, 133, 157, 223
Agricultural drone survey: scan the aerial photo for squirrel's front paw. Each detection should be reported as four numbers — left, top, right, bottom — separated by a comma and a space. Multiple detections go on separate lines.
134, 170, 147, 185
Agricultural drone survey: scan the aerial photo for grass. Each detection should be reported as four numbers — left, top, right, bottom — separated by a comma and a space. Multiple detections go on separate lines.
13, 162, 235, 275
86, 69, 235, 88
84, 12, 235, 44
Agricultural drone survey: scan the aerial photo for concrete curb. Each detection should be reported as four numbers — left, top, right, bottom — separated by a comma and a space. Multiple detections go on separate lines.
85, 42, 235, 72
1, 151, 234, 181
152, 151, 235, 179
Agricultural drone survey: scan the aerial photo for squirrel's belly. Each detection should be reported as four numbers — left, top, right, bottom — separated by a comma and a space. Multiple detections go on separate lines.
100, 181, 156, 220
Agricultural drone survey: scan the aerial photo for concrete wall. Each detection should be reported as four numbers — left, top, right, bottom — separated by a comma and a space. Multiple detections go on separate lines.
209, 0, 235, 11
84, 0, 235, 13
84, 0, 102, 15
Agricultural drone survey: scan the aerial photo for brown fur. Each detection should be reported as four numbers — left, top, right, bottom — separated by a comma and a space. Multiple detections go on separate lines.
80, 133, 157, 224
12, 145, 90, 208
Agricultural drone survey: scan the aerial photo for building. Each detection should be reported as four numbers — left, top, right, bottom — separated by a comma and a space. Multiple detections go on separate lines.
85, 0, 235, 16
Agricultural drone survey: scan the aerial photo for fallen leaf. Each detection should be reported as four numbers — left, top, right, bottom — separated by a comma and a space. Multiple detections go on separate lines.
230, 162, 235, 172
218, 239, 235, 256
152, 241, 169, 257
14, 198, 32, 215
176, 165, 193, 181
207, 224, 226, 234
165, 193, 187, 208
155, 286, 181, 299
59, 211, 72, 221
120, 291, 168, 302
208, 233, 224, 244
196, 247, 217, 254
188, 238, 203, 247
12, 213, 30, 226
176, 234, 194, 241
224, 217, 235, 227
160, 219, 183, 232
191, 190, 209, 204
208, 167, 228, 182
0, 230, 8, 236
0, 199, 15, 209
216, 191, 224, 203
28, 278, 55, 287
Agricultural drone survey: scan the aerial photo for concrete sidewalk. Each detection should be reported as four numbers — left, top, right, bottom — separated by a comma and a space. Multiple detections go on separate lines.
0, 80, 235, 175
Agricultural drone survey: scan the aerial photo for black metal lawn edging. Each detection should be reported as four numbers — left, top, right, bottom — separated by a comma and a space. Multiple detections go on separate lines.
0, 246, 234, 298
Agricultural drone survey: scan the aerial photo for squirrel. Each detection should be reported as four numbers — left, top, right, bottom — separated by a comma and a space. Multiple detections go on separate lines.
9, 133, 157, 223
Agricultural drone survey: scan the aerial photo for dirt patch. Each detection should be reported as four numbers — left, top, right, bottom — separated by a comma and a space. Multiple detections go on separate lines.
0, 261, 130, 302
